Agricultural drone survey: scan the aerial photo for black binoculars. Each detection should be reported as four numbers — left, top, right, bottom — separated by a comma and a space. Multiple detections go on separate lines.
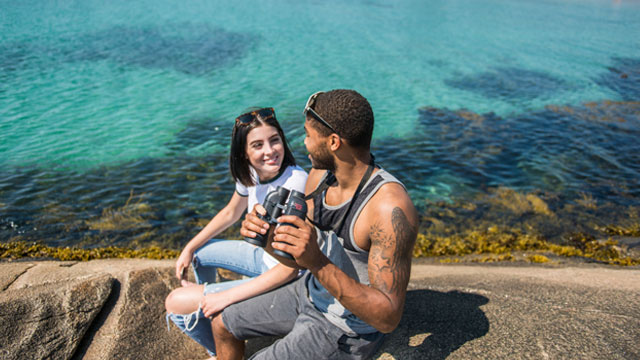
244, 186, 307, 260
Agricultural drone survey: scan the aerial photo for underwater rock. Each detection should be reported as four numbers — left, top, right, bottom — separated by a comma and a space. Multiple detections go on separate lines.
68, 24, 257, 75
85, 197, 155, 232
545, 100, 640, 127
595, 57, 640, 100
491, 187, 554, 217
164, 116, 229, 155
0, 23, 257, 77
444, 67, 570, 101
416, 101, 640, 203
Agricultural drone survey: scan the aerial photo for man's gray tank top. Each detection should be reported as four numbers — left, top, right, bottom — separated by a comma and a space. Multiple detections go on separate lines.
307, 167, 404, 335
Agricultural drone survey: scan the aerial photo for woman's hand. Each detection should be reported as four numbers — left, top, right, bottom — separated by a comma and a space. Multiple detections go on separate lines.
201, 292, 233, 319
239, 204, 270, 240
175, 248, 194, 282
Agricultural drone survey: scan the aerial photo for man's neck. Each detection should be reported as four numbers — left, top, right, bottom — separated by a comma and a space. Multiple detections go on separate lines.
331, 152, 373, 196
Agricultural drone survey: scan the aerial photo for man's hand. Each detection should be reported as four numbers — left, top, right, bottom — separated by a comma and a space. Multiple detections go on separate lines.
271, 215, 325, 271
239, 204, 270, 240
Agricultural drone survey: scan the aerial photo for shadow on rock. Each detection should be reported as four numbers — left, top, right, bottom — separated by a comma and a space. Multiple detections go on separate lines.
376, 289, 489, 359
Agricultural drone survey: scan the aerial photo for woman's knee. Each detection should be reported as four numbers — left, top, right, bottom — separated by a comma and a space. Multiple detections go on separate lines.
165, 286, 203, 314
164, 289, 180, 313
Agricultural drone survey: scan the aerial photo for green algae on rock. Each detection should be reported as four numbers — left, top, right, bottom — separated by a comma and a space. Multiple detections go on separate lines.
0, 242, 179, 261
84, 191, 155, 231
414, 187, 640, 266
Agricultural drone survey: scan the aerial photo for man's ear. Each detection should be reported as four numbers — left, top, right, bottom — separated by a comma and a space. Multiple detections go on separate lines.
328, 133, 342, 151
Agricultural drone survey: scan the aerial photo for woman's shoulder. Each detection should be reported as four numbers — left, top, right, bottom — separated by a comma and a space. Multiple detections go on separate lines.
284, 164, 308, 178
279, 165, 308, 192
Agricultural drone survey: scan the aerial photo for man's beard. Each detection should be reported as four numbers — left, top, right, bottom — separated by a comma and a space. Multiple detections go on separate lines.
309, 143, 336, 173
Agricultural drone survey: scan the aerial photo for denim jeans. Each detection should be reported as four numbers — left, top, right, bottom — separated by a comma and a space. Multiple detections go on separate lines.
166, 239, 273, 356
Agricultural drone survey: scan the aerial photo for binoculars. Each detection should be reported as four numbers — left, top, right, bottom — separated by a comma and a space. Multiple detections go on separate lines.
244, 186, 307, 260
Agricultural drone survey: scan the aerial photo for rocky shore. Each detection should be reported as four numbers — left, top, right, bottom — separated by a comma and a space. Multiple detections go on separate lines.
1, 259, 638, 359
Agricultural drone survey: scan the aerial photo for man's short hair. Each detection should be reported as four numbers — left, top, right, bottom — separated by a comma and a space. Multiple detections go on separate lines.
311, 89, 374, 149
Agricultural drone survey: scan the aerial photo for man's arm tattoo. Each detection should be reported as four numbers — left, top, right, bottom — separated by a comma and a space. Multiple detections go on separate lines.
369, 221, 392, 293
369, 207, 417, 295
390, 207, 416, 293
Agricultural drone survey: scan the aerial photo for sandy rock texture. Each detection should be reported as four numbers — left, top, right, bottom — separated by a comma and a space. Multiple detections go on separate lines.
1, 259, 638, 359
0, 259, 206, 360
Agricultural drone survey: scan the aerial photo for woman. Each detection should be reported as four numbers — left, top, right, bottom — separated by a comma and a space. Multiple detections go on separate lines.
165, 107, 307, 358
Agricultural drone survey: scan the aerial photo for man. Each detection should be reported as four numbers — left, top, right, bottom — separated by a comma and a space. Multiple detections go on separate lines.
210, 89, 418, 359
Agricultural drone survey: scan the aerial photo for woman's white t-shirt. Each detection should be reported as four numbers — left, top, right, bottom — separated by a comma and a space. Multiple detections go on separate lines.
235, 164, 308, 268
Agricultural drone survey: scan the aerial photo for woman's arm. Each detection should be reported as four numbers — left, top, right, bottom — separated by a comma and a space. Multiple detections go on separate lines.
200, 263, 298, 318
175, 192, 248, 280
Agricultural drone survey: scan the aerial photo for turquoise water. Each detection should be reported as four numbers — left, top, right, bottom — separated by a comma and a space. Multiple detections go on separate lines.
1, 0, 639, 248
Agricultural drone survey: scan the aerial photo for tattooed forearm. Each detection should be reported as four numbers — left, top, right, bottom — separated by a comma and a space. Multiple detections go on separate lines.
390, 207, 417, 293
369, 207, 417, 295
369, 221, 392, 292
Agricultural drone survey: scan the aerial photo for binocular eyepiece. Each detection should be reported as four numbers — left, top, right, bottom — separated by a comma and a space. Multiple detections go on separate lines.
244, 186, 307, 260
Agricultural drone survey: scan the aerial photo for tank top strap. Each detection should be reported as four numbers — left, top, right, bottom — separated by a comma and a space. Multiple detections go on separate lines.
341, 169, 405, 252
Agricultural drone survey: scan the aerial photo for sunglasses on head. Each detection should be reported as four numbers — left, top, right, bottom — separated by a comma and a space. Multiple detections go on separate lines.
303, 91, 338, 135
235, 107, 276, 125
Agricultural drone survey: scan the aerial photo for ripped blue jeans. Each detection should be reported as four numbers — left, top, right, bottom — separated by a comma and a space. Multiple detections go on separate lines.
166, 239, 273, 356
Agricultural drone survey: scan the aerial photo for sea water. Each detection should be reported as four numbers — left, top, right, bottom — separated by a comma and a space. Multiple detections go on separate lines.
1, 0, 639, 247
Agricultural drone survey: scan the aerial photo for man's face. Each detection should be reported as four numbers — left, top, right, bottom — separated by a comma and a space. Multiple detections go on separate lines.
304, 118, 336, 172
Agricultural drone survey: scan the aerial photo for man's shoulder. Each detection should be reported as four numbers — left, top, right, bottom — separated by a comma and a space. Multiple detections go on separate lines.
364, 172, 417, 225
369, 181, 413, 211
305, 168, 328, 193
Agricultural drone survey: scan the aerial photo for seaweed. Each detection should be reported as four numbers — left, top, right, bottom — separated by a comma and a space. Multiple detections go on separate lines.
527, 254, 550, 263
414, 187, 640, 266
0, 241, 179, 261
85, 190, 154, 231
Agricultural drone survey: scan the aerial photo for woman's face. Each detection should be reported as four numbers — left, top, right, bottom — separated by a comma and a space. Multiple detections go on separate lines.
245, 124, 285, 181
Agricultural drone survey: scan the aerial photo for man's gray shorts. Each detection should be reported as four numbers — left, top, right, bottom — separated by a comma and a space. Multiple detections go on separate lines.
222, 273, 385, 359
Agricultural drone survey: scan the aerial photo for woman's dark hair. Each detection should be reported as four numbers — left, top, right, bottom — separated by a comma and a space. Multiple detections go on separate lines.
229, 107, 297, 187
